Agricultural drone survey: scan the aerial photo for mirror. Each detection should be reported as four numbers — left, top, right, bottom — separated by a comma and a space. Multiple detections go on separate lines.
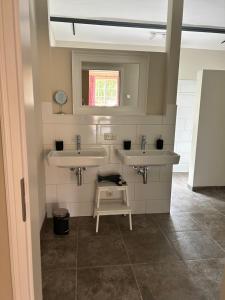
54, 90, 68, 105
72, 51, 149, 115
81, 62, 139, 108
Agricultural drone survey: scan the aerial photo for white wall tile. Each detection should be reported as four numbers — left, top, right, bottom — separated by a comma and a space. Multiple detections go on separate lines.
97, 183, 134, 202
98, 163, 122, 175
173, 163, 189, 173
178, 80, 197, 94
45, 164, 75, 185
176, 106, 194, 119
122, 165, 142, 183
131, 200, 146, 214
174, 142, 192, 153
46, 185, 57, 203
43, 123, 97, 146
42, 102, 164, 126
69, 202, 94, 217
46, 202, 94, 217
135, 181, 171, 201
175, 129, 193, 142
57, 183, 95, 203
42, 87, 178, 216
137, 124, 175, 145
97, 125, 137, 145
175, 118, 186, 130
162, 104, 177, 125
174, 80, 196, 172
109, 146, 122, 164
146, 199, 171, 213
160, 166, 173, 182
176, 93, 195, 107
122, 165, 160, 183
184, 119, 194, 131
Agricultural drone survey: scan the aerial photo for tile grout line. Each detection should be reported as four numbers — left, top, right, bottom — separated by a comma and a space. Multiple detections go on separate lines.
153, 220, 185, 262
187, 216, 225, 255
116, 220, 144, 300
156, 214, 225, 262
186, 203, 225, 242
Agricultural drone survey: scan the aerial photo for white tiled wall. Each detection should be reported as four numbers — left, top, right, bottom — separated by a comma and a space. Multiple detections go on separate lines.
42, 102, 176, 217
174, 80, 196, 172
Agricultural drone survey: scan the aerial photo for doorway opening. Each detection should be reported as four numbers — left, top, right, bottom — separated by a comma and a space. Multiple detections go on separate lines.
173, 79, 196, 186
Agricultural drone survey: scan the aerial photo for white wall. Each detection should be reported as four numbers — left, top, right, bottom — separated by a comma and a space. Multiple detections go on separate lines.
188, 70, 225, 188
174, 80, 196, 172
173, 49, 225, 174
30, 0, 46, 229
42, 102, 176, 217
179, 49, 225, 80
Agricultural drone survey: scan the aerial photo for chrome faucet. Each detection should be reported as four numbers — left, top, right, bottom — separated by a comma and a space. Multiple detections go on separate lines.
76, 135, 81, 152
141, 135, 147, 152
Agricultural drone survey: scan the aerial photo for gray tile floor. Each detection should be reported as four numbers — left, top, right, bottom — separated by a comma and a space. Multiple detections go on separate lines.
41, 173, 225, 300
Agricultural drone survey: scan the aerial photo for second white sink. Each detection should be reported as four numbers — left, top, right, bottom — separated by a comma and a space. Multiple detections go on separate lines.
116, 149, 180, 166
48, 148, 107, 168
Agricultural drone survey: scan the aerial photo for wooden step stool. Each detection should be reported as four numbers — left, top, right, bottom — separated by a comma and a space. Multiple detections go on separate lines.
93, 182, 132, 233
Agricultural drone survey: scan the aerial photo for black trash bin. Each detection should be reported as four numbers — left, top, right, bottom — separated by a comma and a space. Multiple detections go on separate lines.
53, 208, 70, 235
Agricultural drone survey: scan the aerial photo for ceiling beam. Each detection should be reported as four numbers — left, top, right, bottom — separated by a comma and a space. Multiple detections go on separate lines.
50, 16, 225, 34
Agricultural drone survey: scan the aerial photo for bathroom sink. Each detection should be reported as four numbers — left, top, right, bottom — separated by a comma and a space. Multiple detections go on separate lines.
116, 149, 180, 166
47, 148, 107, 168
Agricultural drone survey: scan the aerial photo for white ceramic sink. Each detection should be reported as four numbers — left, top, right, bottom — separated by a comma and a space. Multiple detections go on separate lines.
47, 148, 107, 168
116, 149, 180, 166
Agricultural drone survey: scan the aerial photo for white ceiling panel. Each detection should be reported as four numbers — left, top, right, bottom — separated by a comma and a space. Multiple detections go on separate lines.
49, 0, 225, 27
48, 0, 225, 51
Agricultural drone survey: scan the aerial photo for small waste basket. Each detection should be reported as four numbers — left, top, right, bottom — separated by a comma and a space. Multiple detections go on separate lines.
53, 208, 70, 235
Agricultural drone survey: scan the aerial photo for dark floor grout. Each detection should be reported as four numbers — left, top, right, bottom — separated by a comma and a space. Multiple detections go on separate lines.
116, 218, 146, 300
150, 216, 185, 262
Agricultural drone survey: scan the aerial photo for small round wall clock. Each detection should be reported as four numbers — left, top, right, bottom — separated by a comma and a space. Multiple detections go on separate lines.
54, 90, 68, 113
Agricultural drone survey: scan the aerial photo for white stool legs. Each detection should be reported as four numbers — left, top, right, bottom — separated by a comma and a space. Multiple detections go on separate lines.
129, 213, 132, 231
96, 215, 100, 233
94, 182, 132, 233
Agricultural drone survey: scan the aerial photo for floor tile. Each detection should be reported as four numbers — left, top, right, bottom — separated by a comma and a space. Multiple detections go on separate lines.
123, 231, 180, 264
41, 238, 76, 270
77, 265, 141, 300
171, 198, 218, 214
152, 213, 200, 232
134, 261, 209, 300
205, 226, 225, 250
185, 259, 225, 300
77, 266, 140, 300
167, 231, 225, 260
79, 221, 120, 238
41, 217, 78, 240
42, 268, 76, 300
77, 215, 118, 226
209, 199, 225, 214
78, 235, 129, 267
118, 214, 160, 235
41, 174, 225, 299
190, 212, 225, 230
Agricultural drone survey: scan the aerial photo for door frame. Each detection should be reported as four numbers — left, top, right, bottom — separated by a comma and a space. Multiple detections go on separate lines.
0, 0, 36, 299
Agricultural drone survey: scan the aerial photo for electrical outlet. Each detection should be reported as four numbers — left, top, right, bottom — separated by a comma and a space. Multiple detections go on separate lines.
104, 133, 117, 140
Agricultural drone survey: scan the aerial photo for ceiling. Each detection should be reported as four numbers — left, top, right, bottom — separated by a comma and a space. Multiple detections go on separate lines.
48, 0, 225, 51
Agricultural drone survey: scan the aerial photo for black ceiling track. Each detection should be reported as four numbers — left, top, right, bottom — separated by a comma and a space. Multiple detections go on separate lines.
50, 16, 225, 35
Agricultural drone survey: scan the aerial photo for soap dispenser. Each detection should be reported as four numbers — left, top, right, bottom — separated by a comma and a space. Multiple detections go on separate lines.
156, 135, 164, 150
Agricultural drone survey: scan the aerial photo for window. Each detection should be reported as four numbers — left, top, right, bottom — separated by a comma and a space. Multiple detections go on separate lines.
88, 70, 120, 107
